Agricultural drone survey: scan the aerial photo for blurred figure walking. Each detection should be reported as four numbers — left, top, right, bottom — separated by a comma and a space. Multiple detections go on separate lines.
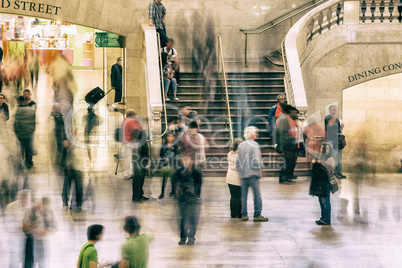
23, 197, 57, 268
4, 190, 31, 268
14, 95, 36, 168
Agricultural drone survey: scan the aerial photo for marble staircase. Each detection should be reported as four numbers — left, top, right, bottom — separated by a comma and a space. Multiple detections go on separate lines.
162, 71, 309, 177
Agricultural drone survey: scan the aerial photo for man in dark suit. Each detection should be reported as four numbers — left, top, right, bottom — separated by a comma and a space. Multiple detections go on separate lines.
111, 57, 123, 103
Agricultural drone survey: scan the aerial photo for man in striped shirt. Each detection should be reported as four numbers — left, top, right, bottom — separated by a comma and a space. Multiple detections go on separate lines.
149, 0, 168, 47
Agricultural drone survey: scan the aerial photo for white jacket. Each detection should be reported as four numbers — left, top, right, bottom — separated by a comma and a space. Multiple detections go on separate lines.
226, 151, 240, 186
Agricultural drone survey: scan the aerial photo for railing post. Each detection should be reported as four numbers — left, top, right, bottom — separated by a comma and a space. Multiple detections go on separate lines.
244, 33, 248, 67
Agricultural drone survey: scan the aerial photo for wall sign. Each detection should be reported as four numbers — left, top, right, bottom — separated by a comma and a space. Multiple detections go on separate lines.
95, 32, 124, 48
348, 62, 402, 83
1, 0, 62, 15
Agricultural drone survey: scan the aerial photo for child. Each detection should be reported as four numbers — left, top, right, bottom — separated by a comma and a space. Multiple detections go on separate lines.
226, 139, 243, 218
158, 132, 178, 199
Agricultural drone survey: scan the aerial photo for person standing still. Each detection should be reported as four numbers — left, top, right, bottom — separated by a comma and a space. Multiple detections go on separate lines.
149, 0, 168, 47
268, 94, 286, 144
236, 126, 268, 222
276, 105, 300, 184
325, 105, 346, 179
226, 139, 243, 219
111, 57, 123, 104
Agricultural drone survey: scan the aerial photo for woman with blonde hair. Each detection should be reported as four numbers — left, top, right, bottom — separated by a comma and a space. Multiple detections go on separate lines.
226, 139, 243, 218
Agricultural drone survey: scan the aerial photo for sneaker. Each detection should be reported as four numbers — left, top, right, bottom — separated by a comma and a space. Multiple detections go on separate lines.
173, 97, 179, 101
165, 97, 170, 101
241, 216, 249, 221
178, 239, 186, 245
253, 215, 269, 222
187, 238, 195, 245
158, 194, 165, 199
141, 196, 149, 201
316, 220, 330, 225
169, 192, 174, 197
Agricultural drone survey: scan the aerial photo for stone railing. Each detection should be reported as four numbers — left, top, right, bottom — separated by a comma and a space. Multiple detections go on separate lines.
359, 0, 402, 23
282, 0, 345, 117
306, 2, 344, 43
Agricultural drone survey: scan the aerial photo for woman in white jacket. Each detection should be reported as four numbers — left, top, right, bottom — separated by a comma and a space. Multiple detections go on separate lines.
226, 139, 243, 219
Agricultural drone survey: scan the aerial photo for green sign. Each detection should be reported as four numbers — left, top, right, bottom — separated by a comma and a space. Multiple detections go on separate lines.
95, 32, 124, 48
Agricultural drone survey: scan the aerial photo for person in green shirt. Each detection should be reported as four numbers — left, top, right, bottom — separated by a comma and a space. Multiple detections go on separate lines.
119, 216, 153, 268
77, 224, 107, 268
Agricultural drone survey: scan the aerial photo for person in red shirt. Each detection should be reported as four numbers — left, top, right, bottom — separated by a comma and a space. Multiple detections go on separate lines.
121, 109, 142, 178
268, 94, 286, 144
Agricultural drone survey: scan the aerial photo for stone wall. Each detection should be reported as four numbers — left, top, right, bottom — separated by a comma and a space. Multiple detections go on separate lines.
343, 73, 402, 172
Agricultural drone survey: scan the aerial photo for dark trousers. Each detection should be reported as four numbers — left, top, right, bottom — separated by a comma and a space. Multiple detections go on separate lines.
114, 88, 122, 103
161, 176, 176, 195
132, 168, 145, 201
19, 138, 33, 166
228, 184, 241, 218
156, 28, 168, 47
178, 200, 201, 241
30, 68, 39, 87
318, 188, 331, 224
62, 168, 83, 206
24, 234, 34, 268
280, 146, 298, 182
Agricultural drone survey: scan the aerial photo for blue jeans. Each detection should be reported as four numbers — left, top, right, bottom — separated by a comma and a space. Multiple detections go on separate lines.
328, 140, 342, 174
318, 188, 331, 224
241, 175, 262, 217
164, 78, 177, 93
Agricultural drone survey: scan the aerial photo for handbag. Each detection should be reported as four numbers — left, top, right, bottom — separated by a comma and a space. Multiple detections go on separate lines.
329, 176, 339, 193
338, 134, 346, 150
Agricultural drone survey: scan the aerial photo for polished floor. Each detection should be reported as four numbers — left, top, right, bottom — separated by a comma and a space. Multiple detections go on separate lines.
1, 70, 402, 268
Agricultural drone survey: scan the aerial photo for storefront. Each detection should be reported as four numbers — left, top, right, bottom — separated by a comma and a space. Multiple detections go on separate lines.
1, 15, 95, 67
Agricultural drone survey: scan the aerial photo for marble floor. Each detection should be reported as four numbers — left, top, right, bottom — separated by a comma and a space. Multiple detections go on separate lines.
1, 70, 402, 268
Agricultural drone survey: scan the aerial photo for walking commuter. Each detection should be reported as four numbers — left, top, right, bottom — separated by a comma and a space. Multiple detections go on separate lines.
23, 197, 58, 268
47, 103, 68, 170
236, 126, 268, 222
121, 109, 142, 179
276, 105, 300, 184
0, 93, 9, 121
174, 154, 203, 245
268, 94, 286, 144
14, 95, 36, 168
226, 138, 243, 219
325, 105, 346, 178
4, 190, 31, 268
118, 216, 153, 268
181, 121, 207, 198
23, 89, 37, 109
77, 224, 108, 268
158, 132, 179, 199
149, 0, 168, 47
131, 130, 150, 203
111, 57, 123, 103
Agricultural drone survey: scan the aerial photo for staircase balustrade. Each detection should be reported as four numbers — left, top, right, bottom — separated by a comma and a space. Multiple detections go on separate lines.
306, 2, 344, 44
360, 0, 402, 23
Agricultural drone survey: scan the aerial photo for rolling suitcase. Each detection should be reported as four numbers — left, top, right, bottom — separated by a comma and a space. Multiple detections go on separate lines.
85, 87, 114, 105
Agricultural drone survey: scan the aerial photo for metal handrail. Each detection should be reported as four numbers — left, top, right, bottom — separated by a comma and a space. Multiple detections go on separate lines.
240, 0, 328, 66
217, 35, 234, 147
